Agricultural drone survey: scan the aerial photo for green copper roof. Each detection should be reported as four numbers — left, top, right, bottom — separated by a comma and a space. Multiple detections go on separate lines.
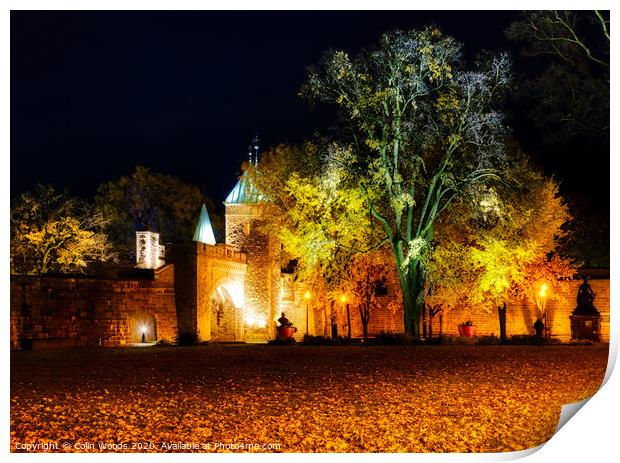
193, 204, 216, 245
224, 171, 265, 204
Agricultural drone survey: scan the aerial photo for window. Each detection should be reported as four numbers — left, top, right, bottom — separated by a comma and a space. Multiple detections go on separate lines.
374, 279, 388, 296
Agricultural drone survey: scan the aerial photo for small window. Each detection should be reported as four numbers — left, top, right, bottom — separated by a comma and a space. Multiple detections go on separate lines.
244, 223, 251, 237
374, 279, 388, 296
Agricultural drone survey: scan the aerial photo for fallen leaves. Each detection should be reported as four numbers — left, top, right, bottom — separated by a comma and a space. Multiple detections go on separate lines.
10, 344, 608, 453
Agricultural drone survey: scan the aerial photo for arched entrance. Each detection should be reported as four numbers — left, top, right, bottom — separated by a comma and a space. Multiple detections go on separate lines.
128, 313, 157, 343
209, 283, 244, 342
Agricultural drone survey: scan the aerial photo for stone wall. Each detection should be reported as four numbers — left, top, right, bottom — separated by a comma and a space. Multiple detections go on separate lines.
10, 265, 177, 349
327, 273, 610, 342
440, 277, 610, 342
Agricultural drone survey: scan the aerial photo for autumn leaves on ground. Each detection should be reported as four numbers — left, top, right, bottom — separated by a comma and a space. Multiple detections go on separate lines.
11, 344, 607, 453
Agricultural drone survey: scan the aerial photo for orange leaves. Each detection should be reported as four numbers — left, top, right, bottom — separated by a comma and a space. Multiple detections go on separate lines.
11, 344, 608, 453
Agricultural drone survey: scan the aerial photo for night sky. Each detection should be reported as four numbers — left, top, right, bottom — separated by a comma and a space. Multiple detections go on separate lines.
10, 11, 609, 210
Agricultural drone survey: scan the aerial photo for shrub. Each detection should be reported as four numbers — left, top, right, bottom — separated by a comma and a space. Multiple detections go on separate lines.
477, 335, 502, 345
268, 338, 297, 346
420, 335, 478, 345
507, 335, 562, 345
301, 335, 353, 346
373, 331, 418, 345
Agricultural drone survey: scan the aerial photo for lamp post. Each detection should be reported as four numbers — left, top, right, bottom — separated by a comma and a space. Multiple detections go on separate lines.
539, 283, 549, 337
304, 290, 311, 337
340, 294, 351, 339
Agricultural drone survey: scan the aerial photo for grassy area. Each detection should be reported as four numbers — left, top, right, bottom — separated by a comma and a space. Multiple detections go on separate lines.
11, 344, 608, 453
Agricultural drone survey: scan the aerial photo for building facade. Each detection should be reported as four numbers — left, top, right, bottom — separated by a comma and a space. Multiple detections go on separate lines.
9, 158, 611, 347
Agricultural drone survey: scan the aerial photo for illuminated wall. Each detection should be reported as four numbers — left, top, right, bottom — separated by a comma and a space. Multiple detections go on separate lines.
10, 265, 178, 348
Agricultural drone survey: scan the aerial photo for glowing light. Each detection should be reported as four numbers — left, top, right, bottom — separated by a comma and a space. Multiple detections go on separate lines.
539, 283, 549, 299
139, 324, 148, 335
304, 291, 311, 300
246, 313, 267, 328
340, 294, 347, 303
223, 283, 244, 308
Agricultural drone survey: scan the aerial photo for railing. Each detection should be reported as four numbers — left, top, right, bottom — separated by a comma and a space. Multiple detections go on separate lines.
201, 243, 246, 263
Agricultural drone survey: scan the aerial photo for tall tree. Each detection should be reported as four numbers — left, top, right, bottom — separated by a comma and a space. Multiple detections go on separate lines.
11, 184, 116, 274
96, 166, 221, 263
302, 27, 511, 336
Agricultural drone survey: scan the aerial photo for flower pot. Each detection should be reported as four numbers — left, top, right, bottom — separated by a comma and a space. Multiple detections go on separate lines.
277, 325, 297, 340
459, 325, 477, 337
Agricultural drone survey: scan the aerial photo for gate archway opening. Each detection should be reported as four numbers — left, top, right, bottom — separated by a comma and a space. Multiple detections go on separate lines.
209, 283, 244, 342
128, 313, 157, 344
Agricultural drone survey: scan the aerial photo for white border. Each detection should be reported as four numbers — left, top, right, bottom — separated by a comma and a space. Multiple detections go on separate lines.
3, 2, 617, 462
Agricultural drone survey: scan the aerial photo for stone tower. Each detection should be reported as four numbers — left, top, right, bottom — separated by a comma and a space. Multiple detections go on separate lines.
224, 140, 282, 342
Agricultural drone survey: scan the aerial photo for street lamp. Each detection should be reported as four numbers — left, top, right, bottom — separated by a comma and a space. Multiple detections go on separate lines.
340, 294, 351, 339
304, 291, 311, 336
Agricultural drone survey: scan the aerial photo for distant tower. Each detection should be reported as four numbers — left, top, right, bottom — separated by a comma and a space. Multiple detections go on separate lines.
135, 231, 165, 269
249, 134, 260, 166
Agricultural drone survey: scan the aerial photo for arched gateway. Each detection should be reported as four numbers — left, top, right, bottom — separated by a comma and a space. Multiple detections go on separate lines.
161, 145, 317, 343
168, 241, 248, 342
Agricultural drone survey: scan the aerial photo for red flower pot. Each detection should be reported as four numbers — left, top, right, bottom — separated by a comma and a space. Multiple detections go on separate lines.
459, 325, 477, 337
277, 325, 297, 340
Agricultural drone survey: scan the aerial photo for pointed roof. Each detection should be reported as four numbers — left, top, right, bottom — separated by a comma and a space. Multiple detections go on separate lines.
224, 171, 265, 205
193, 204, 216, 245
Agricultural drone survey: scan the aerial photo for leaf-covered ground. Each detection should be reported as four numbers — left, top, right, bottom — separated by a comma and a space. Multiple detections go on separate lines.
11, 344, 608, 453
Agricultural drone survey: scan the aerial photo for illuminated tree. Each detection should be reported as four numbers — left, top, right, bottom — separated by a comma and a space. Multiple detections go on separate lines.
249, 144, 384, 337
343, 249, 398, 340
11, 184, 116, 274
302, 27, 511, 336
96, 166, 221, 262
427, 159, 575, 339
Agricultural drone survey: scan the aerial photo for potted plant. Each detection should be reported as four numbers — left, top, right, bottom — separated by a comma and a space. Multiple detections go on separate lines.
458, 320, 477, 337
276, 312, 297, 340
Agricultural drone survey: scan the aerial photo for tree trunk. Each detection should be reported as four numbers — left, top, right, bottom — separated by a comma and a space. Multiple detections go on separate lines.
359, 305, 369, 340
396, 266, 417, 337
422, 303, 427, 338
428, 314, 433, 338
346, 303, 351, 339
390, 231, 427, 338
409, 260, 425, 338
498, 302, 507, 341
329, 299, 338, 339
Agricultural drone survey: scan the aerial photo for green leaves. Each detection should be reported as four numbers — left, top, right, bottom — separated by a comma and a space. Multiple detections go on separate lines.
302, 26, 512, 335
95, 166, 217, 263
427, 158, 574, 312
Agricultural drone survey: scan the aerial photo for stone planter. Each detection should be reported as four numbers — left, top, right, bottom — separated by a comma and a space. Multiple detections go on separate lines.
458, 324, 477, 337
276, 325, 297, 340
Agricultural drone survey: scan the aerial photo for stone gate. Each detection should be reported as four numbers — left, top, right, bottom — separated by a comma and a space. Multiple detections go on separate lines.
167, 242, 247, 342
